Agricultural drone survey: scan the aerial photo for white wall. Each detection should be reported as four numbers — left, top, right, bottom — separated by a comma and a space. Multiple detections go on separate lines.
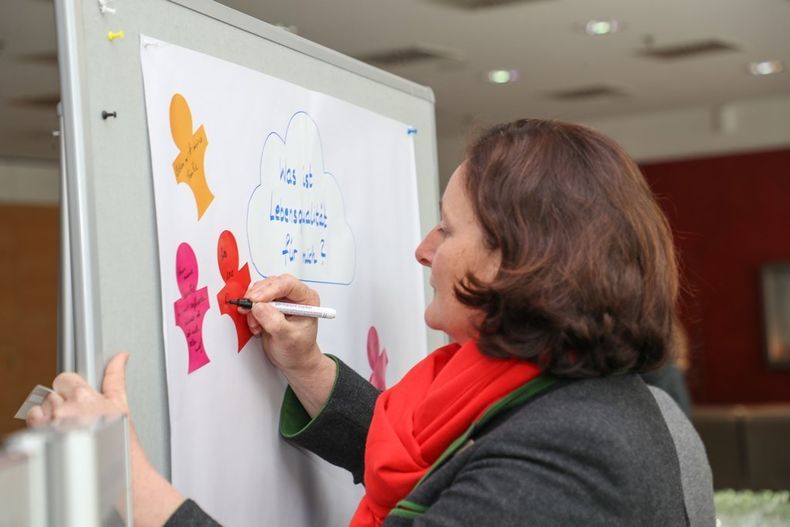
586, 94, 790, 164
0, 158, 59, 205
436, 93, 790, 191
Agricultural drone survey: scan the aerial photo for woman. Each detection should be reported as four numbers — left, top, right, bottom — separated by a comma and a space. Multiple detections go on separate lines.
28, 119, 714, 526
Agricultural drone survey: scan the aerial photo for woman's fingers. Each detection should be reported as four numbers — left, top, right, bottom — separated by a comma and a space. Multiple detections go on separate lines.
52, 372, 89, 399
251, 302, 287, 334
247, 303, 291, 341
42, 391, 64, 418
247, 311, 262, 335
25, 405, 46, 427
243, 274, 321, 376
244, 275, 320, 337
101, 352, 130, 407
246, 274, 319, 306
24, 354, 130, 430
35, 391, 65, 423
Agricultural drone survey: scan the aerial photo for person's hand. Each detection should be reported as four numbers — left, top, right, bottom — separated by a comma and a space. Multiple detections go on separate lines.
26, 352, 187, 526
243, 274, 323, 375
26, 352, 130, 427
243, 274, 336, 417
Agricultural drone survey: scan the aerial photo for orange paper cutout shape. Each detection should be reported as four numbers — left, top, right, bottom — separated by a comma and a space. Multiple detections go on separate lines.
170, 93, 215, 219
216, 230, 253, 352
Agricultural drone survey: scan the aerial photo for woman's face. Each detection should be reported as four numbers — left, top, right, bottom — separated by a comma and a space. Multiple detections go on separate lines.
415, 163, 501, 344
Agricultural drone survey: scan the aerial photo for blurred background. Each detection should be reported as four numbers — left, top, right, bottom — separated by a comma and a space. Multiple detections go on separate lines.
1, 0, 789, 493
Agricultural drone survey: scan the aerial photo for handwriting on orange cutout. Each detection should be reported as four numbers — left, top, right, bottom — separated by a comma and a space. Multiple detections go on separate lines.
170, 93, 215, 219
216, 230, 253, 352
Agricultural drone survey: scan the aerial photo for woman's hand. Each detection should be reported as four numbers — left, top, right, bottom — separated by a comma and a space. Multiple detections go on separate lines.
26, 353, 186, 527
243, 274, 337, 416
26, 352, 130, 427
244, 274, 324, 375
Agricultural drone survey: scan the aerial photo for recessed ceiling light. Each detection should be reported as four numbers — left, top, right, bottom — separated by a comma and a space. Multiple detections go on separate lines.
487, 69, 519, 84
585, 19, 621, 36
748, 60, 784, 76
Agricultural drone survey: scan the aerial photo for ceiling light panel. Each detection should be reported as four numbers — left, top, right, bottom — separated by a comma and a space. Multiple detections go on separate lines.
748, 60, 784, 76
487, 70, 519, 84
585, 19, 621, 36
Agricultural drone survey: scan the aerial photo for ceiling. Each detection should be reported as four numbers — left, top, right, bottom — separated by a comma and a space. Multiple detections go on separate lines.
1, 0, 788, 161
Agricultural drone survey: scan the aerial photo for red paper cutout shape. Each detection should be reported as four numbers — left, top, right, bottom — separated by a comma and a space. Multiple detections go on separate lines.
216, 230, 253, 352
367, 326, 388, 390
174, 242, 211, 374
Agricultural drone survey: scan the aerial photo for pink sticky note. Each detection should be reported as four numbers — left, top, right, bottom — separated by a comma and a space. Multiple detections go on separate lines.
174, 242, 211, 374
367, 326, 388, 390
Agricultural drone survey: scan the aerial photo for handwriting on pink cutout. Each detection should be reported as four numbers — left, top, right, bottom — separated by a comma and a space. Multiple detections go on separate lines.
367, 326, 388, 390
174, 243, 211, 374
216, 230, 253, 352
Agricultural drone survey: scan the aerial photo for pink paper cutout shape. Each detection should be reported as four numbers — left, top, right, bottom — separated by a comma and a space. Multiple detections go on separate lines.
367, 326, 388, 390
216, 230, 253, 352
174, 242, 211, 374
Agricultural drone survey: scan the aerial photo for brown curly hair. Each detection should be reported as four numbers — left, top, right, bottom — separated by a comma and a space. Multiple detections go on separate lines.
457, 119, 678, 377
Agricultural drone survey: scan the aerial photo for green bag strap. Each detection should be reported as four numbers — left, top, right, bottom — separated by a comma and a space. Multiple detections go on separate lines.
389, 374, 560, 520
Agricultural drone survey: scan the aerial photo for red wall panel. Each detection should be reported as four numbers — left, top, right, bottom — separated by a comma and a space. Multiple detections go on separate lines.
642, 148, 790, 404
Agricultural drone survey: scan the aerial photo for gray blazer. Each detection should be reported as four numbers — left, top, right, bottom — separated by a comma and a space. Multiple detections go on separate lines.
166, 358, 715, 526
287, 358, 715, 526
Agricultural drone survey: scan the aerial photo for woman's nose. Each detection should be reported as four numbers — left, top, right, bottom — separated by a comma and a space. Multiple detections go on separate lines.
415, 228, 436, 267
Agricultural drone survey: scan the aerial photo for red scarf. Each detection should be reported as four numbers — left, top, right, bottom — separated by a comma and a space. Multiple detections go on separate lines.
349, 340, 541, 526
